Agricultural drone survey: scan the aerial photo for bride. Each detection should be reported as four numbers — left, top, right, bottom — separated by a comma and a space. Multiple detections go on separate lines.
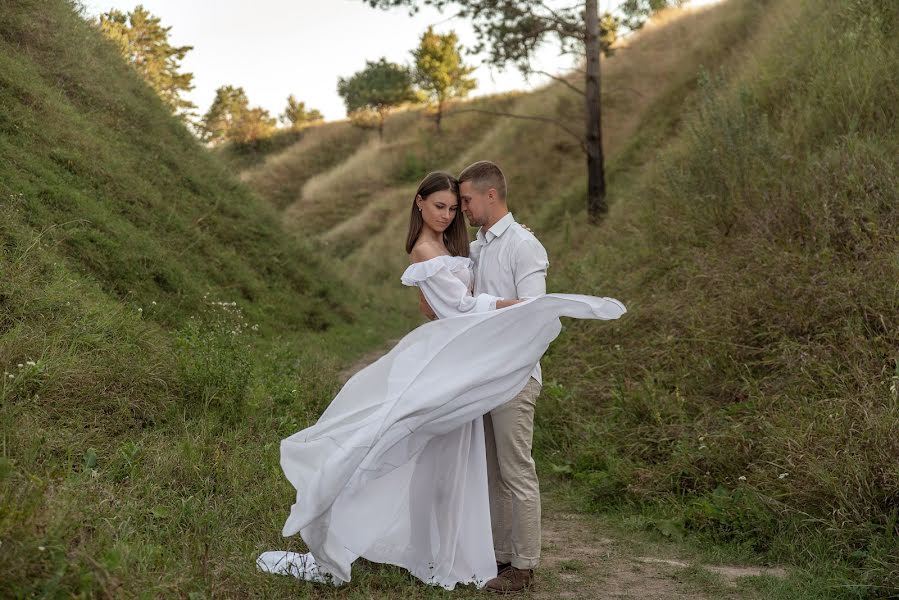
257, 171, 626, 589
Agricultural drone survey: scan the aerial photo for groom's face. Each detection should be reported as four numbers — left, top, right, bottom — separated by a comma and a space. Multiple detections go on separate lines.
460, 181, 489, 228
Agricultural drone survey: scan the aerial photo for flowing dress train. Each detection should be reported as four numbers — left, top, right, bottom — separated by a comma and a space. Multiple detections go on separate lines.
257, 255, 626, 589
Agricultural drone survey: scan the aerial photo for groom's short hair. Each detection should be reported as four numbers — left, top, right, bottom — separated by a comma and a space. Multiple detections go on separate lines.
459, 161, 507, 201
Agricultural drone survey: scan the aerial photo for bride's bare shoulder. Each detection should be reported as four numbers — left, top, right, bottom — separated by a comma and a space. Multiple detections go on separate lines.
410, 241, 447, 264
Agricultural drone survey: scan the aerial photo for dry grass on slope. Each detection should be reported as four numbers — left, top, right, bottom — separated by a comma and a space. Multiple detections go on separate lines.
312, 0, 761, 286
239, 121, 373, 211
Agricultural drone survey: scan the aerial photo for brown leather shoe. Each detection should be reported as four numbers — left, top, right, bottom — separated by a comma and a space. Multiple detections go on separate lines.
485, 566, 535, 594
496, 561, 512, 574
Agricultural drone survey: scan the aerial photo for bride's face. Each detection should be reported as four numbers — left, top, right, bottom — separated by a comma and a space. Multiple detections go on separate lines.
417, 190, 459, 233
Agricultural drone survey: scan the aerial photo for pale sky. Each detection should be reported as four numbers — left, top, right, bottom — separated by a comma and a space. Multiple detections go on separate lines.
78, 0, 720, 122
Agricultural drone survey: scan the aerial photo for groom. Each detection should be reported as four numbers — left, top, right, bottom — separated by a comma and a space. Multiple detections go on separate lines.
423, 160, 548, 593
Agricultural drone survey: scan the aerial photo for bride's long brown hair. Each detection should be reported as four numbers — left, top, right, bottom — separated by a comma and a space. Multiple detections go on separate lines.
405, 171, 470, 258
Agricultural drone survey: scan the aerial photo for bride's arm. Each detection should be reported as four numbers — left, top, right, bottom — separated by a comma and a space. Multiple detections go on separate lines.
418, 276, 522, 321
418, 268, 502, 317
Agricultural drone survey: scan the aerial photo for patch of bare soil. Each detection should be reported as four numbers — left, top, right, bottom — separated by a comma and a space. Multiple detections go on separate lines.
336, 339, 400, 384
534, 512, 786, 599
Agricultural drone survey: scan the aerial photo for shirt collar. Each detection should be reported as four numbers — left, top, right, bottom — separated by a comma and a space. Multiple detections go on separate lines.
477, 212, 515, 245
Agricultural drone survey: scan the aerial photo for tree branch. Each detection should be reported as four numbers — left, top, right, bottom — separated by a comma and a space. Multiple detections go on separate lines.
604, 86, 645, 99
445, 107, 586, 154
535, 1, 583, 33
531, 69, 585, 95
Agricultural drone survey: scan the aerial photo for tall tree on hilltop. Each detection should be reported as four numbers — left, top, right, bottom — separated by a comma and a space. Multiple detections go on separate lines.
363, 0, 683, 222
200, 85, 276, 145
337, 58, 418, 140
97, 5, 196, 122
412, 27, 476, 133
280, 95, 325, 130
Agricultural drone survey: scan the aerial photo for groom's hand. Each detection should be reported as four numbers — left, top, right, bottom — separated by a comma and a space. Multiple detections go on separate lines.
419, 290, 437, 321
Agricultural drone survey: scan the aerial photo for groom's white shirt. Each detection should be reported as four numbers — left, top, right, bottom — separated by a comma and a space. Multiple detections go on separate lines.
471, 212, 549, 384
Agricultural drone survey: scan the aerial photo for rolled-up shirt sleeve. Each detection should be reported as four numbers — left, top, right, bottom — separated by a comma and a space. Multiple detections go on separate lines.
513, 239, 549, 300
418, 268, 500, 319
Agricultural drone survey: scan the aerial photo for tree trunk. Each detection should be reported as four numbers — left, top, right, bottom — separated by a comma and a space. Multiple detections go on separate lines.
436, 99, 443, 134
378, 107, 387, 141
585, 0, 607, 222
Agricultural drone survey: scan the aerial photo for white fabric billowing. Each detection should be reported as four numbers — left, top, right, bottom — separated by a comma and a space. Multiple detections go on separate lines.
261, 256, 626, 590
256, 551, 343, 585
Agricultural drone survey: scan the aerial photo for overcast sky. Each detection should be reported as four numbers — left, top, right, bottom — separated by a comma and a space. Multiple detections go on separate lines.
78, 0, 720, 122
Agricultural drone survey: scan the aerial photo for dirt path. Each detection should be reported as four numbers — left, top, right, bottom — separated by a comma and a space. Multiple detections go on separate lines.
336, 339, 401, 384
536, 511, 785, 599
338, 345, 787, 599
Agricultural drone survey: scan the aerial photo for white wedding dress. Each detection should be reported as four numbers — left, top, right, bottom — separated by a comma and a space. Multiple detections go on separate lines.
257, 255, 626, 589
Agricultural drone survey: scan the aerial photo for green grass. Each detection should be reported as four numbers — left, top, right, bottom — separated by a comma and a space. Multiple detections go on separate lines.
0, 1, 417, 595
2, 0, 898, 597
532, 0, 899, 596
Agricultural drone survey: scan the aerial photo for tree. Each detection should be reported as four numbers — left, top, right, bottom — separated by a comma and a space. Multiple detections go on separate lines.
363, 0, 682, 222
279, 95, 324, 130
97, 5, 196, 121
412, 27, 476, 133
337, 58, 418, 140
200, 85, 276, 145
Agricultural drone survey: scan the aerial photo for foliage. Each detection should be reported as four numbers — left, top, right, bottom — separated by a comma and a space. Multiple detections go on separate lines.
619, 0, 688, 31
200, 85, 277, 144
363, 0, 675, 70
279, 94, 324, 130
96, 4, 196, 120
411, 27, 476, 131
337, 58, 418, 138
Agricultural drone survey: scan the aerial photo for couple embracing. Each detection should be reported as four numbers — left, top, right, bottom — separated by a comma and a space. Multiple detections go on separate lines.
257, 161, 626, 593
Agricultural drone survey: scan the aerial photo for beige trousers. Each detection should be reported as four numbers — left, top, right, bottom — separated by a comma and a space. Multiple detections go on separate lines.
483, 377, 542, 570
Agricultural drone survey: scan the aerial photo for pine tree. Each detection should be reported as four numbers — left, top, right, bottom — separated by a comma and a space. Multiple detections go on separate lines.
279, 95, 324, 130
412, 27, 476, 133
200, 86, 276, 145
337, 58, 418, 140
97, 5, 196, 121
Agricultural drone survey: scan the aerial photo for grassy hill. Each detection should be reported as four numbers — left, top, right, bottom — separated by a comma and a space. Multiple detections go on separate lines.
537, 0, 898, 594
0, 1, 403, 596
232, 0, 898, 596
2, 0, 897, 597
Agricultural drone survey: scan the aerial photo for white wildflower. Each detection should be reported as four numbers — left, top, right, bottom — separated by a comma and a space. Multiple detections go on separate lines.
738, 476, 747, 481
779, 472, 789, 479
17, 364, 23, 368
38, 545, 45, 551
26, 360, 36, 366
151, 301, 157, 306
137, 307, 143, 313
698, 444, 707, 450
